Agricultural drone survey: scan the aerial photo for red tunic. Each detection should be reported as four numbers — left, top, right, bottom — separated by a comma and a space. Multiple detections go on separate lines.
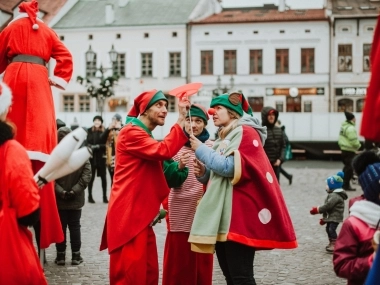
100, 122, 188, 253
0, 15, 73, 159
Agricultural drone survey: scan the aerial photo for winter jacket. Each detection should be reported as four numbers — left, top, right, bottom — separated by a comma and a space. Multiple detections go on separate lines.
333, 200, 379, 285
55, 127, 92, 210
338, 121, 361, 152
87, 126, 106, 175
261, 107, 285, 163
319, 189, 348, 223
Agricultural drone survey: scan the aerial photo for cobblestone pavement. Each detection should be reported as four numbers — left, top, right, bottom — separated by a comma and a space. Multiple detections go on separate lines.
44, 160, 357, 285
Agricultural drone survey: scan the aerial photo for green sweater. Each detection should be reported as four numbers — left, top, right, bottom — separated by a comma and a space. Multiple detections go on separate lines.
338, 121, 361, 152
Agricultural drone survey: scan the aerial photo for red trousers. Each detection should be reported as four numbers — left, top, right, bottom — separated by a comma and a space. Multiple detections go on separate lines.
31, 160, 64, 249
110, 226, 159, 285
162, 232, 213, 285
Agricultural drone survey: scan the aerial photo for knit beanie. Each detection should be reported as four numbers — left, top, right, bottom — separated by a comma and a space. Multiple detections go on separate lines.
19, 0, 40, 30
128, 90, 168, 117
187, 104, 208, 125
0, 82, 12, 115
326, 171, 344, 190
345, 111, 355, 121
359, 163, 380, 205
93, 115, 103, 123
210, 92, 252, 117
112, 113, 122, 122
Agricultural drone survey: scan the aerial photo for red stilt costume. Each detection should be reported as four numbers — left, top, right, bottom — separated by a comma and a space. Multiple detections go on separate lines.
100, 90, 188, 284
0, 0, 73, 248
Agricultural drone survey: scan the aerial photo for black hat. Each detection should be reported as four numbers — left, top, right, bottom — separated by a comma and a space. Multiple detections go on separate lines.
345, 111, 355, 121
93, 115, 103, 123
112, 113, 122, 122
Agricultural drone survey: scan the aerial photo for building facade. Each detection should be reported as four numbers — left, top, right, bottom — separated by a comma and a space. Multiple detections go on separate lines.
328, 0, 379, 112
190, 5, 331, 113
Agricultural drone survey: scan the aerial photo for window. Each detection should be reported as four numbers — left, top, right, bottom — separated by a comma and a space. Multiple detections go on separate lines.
227, 31, 233, 35
363, 44, 371, 72
86, 53, 97, 78
253, 30, 259, 34
113, 53, 126, 77
141, 53, 152, 77
165, 95, 176, 112
301, 48, 315, 73
201, 51, 213, 75
224, 50, 236, 75
305, 29, 311, 33
338, 44, 352, 72
280, 30, 285, 34
367, 27, 374, 31
247, 97, 263, 112
88, 34, 93, 40
172, 32, 177, 37
303, 101, 312, 112
286, 97, 301, 112
169, 52, 181, 77
60, 35, 64, 41
116, 33, 121, 39
356, 99, 365, 112
63, 95, 74, 112
275, 101, 284, 112
79, 95, 90, 112
144, 33, 149, 38
276, 49, 289, 74
337, 98, 354, 112
249, 50, 262, 74
204, 32, 209, 36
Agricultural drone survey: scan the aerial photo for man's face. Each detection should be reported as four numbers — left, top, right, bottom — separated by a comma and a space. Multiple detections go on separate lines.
144, 100, 168, 127
267, 113, 276, 124
185, 116, 205, 136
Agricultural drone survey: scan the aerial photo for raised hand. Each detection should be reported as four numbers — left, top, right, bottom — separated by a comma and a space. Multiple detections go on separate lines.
189, 134, 202, 151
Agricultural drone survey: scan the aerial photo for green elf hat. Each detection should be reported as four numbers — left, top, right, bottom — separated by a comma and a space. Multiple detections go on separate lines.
187, 104, 209, 125
128, 89, 168, 117
209, 92, 253, 116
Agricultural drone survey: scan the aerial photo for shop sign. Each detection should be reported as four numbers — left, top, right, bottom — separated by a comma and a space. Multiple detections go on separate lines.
336, 87, 367, 96
266, 87, 325, 96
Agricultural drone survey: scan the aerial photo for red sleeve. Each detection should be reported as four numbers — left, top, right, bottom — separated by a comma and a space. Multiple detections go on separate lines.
50, 32, 73, 90
333, 219, 371, 281
0, 30, 9, 74
121, 124, 187, 161
6, 142, 40, 218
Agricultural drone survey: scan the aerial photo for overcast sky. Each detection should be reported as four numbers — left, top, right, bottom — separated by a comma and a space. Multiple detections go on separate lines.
222, 0, 325, 9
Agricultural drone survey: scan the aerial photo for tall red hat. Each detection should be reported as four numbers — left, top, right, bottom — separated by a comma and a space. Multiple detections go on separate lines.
19, 0, 40, 30
0, 83, 12, 115
128, 90, 168, 117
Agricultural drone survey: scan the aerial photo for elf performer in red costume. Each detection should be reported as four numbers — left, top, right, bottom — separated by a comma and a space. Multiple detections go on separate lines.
162, 104, 214, 285
189, 92, 298, 284
100, 90, 190, 285
0, 0, 73, 250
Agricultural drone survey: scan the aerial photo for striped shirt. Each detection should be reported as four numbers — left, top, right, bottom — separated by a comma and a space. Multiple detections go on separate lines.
168, 140, 213, 232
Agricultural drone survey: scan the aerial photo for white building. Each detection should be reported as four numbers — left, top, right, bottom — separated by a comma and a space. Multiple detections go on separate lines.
327, 0, 380, 112
50, 0, 221, 127
190, 4, 331, 113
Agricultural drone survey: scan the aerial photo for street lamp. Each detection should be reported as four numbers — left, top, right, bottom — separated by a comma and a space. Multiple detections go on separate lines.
214, 75, 235, 97
78, 45, 120, 117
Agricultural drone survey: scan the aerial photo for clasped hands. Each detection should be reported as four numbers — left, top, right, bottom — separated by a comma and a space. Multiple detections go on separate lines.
177, 150, 206, 177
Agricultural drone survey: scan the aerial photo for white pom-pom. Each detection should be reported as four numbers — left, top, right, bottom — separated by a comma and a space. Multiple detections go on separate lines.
32, 23, 39, 30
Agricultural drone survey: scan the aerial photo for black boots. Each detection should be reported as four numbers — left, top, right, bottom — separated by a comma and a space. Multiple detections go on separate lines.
88, 195, 95, 203
55, 251, 65, 266
103, 196, 108, 203
71, 251, 83, 265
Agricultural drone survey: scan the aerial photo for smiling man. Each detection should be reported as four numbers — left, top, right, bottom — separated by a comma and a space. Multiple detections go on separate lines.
100, 89, 190, 285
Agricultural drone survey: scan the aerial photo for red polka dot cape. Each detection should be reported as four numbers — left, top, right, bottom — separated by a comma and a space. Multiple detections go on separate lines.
189, 125, 298, 253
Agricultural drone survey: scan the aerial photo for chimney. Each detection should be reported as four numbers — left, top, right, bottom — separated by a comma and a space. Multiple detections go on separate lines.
278, 0, 285, 12
119, 0, 129, 7
105, 4, 114, 25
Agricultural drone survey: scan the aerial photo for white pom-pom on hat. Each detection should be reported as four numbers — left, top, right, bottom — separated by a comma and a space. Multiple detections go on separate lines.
32, 23, 39, 30
0, 82, 12, 115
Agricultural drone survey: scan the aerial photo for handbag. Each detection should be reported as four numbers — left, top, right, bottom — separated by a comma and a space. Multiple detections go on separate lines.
285, 143, 293, 161
0, 142, 47, 285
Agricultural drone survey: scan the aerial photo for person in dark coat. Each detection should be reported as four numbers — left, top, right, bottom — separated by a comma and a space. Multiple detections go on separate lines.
261, 107, 285, 181
276, 120, 293, 185
86, 115, 107, 203
54, 127, 91, 266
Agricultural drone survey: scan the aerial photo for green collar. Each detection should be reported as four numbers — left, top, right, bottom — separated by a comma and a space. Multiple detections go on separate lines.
125, 117, 153, 138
